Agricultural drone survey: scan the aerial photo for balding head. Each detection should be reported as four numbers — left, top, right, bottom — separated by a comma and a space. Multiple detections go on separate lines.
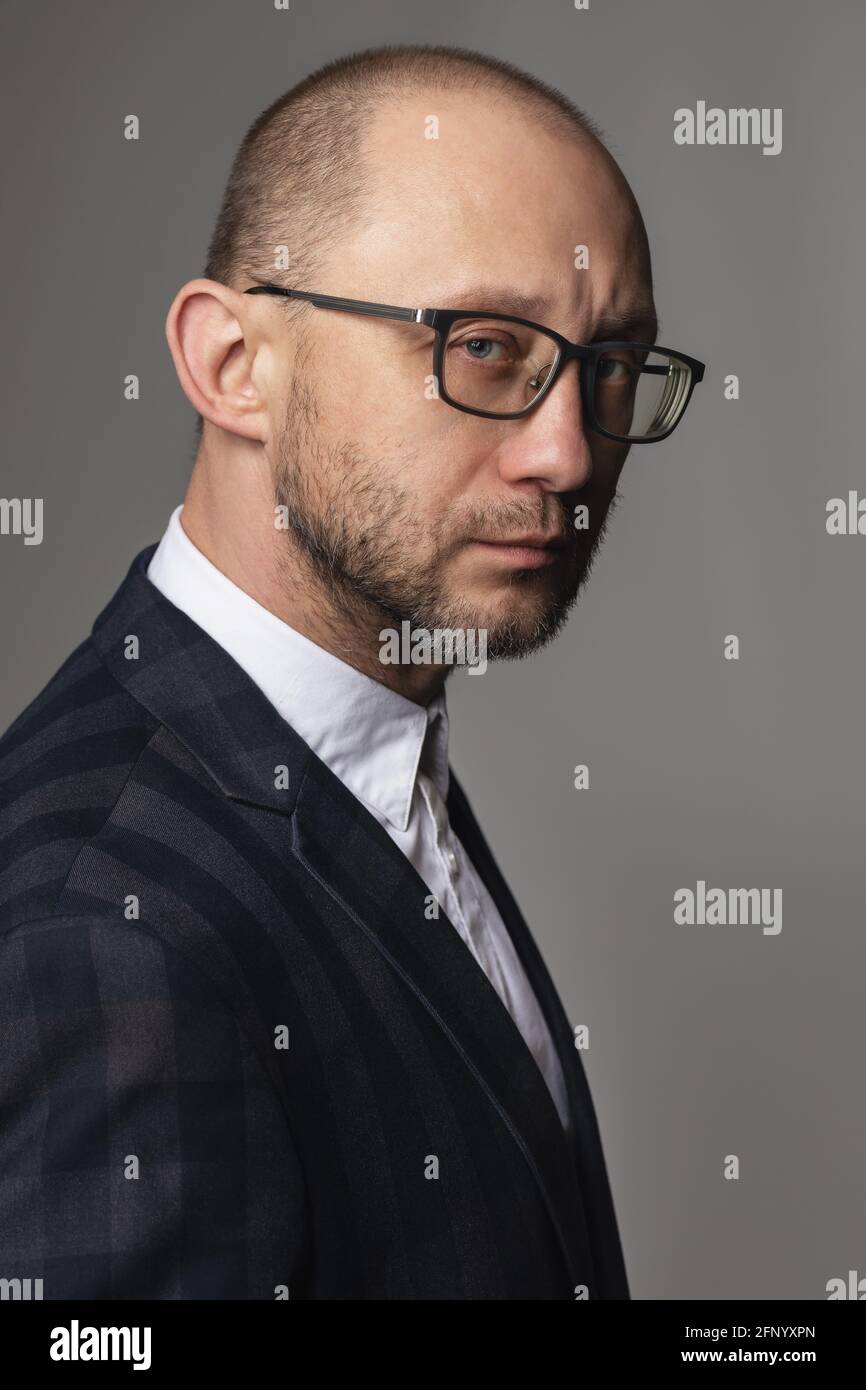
204, 44, 618, 295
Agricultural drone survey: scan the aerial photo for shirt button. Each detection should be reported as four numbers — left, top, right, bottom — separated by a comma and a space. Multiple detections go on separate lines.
444, 847, 458, 873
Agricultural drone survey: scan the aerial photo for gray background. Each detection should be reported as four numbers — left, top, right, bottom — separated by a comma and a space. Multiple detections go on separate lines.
2, 0, 864, 1299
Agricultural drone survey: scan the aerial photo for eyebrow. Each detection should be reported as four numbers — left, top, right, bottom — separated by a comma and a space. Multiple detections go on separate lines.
435, 286, 552, 318
428, 285, 659, 343
593, 309, 659, 342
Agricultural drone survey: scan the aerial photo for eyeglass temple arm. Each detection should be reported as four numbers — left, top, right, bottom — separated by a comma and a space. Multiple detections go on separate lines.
244, 288, 704, 377
244, 285, 423, 324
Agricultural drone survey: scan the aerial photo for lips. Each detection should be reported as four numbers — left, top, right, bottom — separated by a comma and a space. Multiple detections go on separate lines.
469, 536, 568, 569
474, 534, 570, 550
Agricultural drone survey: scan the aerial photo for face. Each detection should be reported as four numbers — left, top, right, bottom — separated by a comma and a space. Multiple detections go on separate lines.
271, 92, 655, 660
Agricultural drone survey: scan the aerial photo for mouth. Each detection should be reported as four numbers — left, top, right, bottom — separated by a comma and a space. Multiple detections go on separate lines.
469, 534, 571, 568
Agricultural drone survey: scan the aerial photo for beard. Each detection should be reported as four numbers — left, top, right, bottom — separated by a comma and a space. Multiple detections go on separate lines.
272, 372, 619, 663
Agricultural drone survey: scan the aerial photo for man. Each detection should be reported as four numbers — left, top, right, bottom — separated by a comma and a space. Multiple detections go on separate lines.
0, 45, 703, 1298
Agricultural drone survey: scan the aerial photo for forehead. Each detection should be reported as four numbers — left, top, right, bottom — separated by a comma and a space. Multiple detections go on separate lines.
346, 89, 652, 327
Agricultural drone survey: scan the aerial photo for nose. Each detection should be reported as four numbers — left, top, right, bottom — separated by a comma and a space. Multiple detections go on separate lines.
496, 356, 593, 494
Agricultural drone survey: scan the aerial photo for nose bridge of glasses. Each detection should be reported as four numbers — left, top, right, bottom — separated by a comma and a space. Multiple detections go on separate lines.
543, 341, 589, 399
559, 340, 594, 364
530, 343, 589, 423
536, 340, 590, 400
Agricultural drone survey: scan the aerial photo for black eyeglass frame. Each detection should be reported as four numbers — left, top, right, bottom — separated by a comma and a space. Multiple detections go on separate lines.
245, 283, 706, 443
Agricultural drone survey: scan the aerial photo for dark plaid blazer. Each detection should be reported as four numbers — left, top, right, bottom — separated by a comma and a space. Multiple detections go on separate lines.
0, 545, 629, 1300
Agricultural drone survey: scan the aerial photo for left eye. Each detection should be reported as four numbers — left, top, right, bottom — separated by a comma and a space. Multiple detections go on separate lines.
597, 357, 631, 382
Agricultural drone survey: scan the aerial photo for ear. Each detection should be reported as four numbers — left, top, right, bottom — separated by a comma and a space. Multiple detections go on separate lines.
165, 279, 270, 442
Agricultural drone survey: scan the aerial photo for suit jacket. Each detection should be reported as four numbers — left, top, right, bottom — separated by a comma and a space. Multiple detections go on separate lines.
0, 545, 629, 1300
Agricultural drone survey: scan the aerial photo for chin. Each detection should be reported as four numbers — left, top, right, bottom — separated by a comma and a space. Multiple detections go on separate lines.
450, 587, 574, 656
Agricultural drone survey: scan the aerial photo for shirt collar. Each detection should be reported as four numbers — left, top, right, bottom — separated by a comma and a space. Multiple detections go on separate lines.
146, 505, 449, 833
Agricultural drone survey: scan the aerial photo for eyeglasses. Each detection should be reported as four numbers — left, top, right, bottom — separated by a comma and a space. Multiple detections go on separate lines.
245, 283, 706, 444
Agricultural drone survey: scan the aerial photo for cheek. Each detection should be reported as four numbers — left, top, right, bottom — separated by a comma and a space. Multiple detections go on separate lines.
381, 414, 501, 520
336, 328, 433, 421
575, 444, 627, 537
422, 441, 501, 522
588, 436, 629, 488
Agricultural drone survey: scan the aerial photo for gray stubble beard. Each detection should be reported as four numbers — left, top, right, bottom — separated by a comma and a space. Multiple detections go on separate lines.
272, 372, 617, 663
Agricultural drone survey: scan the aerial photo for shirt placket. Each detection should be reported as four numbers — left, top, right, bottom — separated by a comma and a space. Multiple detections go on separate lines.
418, 772, 517, 1014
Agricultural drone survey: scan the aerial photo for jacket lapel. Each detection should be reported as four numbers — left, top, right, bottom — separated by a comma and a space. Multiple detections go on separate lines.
92, 546, 599, 1290
447, 772, 630, 1299
291, 752, 597, 1290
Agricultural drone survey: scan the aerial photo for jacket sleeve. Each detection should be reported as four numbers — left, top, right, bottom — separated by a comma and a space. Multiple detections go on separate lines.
0, 913, 308, 1298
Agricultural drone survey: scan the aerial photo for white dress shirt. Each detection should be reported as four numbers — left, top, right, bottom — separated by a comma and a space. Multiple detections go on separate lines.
147, 505, 572, 1133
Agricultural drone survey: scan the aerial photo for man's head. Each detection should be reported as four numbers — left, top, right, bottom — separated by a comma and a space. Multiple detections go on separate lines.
167, 46, 656, 690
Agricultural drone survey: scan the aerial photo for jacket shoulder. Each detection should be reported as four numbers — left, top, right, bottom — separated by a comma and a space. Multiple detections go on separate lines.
0, 636, 162, 931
